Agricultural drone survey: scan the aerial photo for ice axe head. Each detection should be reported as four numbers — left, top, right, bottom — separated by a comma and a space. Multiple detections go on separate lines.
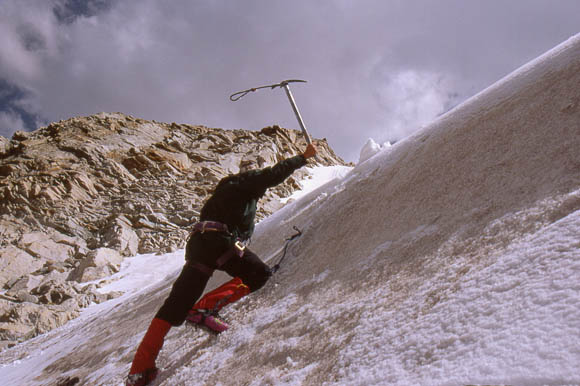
229, 79, 307, 101
229, 79, 313, 146
274, 79, 307, 89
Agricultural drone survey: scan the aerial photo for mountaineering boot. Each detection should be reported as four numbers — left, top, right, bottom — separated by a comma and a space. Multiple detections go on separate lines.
186, 309, 229, 333
126, 318, 171, 386
126, 367, 158, 386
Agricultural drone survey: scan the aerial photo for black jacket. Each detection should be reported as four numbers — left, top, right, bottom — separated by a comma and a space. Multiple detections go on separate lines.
199, 154, 307, 240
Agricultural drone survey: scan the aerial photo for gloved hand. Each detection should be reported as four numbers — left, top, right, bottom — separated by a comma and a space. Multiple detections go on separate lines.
303, 144, 317, 159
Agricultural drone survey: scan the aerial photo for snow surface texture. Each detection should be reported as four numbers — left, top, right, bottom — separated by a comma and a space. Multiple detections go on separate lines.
1, 33, 580, 385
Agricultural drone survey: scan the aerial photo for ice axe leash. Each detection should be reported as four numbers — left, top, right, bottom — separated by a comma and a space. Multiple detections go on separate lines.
230, 79, 312, 145
270, 226, 303, 274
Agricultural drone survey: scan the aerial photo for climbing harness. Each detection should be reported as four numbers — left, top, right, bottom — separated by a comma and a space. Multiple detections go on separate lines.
230, 79, 313, 145
186, 221, 303, 283
186, 221, 246, 277
270, 226, 303, 274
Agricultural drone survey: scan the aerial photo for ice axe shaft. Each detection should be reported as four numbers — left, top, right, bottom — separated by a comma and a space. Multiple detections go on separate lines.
281, 83, 312, 145
230, 79, 312, 145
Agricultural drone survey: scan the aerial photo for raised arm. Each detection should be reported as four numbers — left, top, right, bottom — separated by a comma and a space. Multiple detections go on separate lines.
240, 144, 317, 196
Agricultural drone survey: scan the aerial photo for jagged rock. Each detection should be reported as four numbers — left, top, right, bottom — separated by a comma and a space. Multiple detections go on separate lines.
6, 275, 43, 293
0, 246, 44, 289
79, 283, 122, 305
103, 215, 139, 256
18, 232, 75, 263
0, 218, 21, 246
146, 147, 193, 171
0, 274, 123, 348
0, 301, 80, 342
38, 269, 70, 285
50, 231, 88, 256
11, 131, 31, 141
0, 321, 36, 342
168, 213, 194, 227
32, 280, 80, 305
67, 248, 123, 283
5, 290, 39, 304
134, 216, 157, 230
0, 136, 9, 155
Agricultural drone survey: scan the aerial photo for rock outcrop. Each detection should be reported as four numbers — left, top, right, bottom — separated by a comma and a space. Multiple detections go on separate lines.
0, 112, 347, 349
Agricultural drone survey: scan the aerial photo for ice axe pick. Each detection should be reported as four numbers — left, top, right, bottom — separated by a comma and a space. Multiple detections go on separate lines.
230, 79, 313, 145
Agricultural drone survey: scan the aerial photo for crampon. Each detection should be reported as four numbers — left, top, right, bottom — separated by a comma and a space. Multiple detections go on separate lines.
186, 309, 229, 333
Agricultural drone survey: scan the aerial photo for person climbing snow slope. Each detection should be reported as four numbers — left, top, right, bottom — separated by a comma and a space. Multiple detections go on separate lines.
126, 144, 317, 386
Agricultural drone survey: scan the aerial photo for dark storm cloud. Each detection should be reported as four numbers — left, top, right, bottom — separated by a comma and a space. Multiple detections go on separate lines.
0, 0, 578, 161
0, 79, 40, 137
53, 0, 113, 24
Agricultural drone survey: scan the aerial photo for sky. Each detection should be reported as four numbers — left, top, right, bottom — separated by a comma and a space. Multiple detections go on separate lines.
0, 0, 578, 161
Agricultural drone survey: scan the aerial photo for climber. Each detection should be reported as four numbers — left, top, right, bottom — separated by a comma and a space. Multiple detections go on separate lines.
126, 143, 317, 386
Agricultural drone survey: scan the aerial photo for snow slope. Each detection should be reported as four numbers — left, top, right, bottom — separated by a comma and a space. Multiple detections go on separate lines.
1, 33, 580, 385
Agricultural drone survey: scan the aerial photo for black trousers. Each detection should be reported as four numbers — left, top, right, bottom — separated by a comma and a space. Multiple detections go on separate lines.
155, 239, 272, 326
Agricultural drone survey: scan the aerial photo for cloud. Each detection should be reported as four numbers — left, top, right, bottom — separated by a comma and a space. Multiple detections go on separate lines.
0, 110, 25, 137
373, 70, 456, 141
0, 0, 579, 160
0, 0, 65, 81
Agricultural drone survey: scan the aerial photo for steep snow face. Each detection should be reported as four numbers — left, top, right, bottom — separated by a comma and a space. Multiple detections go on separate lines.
1, 34, 580, 386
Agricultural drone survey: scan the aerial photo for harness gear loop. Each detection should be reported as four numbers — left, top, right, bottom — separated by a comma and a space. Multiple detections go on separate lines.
190, 221, 230, 237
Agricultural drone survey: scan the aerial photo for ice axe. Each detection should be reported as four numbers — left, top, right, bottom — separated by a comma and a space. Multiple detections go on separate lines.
230, 79, 313, 145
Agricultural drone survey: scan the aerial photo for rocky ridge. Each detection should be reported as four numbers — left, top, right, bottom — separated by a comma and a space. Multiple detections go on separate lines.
0, 112, 348, 349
